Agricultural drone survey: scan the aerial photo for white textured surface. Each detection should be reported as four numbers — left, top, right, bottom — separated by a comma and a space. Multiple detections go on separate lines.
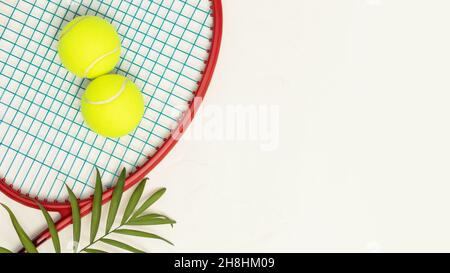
3, 0, 450, 252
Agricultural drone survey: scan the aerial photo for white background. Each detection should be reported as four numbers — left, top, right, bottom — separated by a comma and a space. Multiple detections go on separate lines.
3, 0, 450, 252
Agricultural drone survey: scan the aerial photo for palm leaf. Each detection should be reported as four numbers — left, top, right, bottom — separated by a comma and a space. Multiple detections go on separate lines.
127, 214, 176, 226
1, 204, 38, 253
90, 169, 103, 243
131, 188, 166, 219
0, 169, 176, 254
100, 238, 144, 253
121, 179, 147, 224
0, 247, 12, 253
105, 168, 126, 233
66, 186, 81, 253
36, 203, 61, 253
83, 248, 108, 253
114, 229, 173, 245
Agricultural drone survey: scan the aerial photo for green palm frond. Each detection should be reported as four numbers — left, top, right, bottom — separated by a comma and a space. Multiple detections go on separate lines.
83, 248, 108, 254
105, 168, 126, 233
66, 186, 81, 253
131, 188, 167, 219
1, 204, 38, 253
90, 168, 104, 244
0, 247, 12, 253
100, 238, 145, 253
36, 203, 61, 253
121, 179, 147, 225
114, 229, 173, 246
0, 168, 175, 253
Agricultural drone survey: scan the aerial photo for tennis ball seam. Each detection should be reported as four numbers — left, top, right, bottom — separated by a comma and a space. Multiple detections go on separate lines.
82, 46, 121, 78
59, 17, 88, 40
83, 79, 129, 105
60, 16, 121, 78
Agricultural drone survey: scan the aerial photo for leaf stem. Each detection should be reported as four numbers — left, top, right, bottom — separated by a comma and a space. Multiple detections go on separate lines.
78, 223, 124, 253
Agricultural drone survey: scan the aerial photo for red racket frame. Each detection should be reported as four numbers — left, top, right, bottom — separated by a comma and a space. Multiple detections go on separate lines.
0, 0, 222, 249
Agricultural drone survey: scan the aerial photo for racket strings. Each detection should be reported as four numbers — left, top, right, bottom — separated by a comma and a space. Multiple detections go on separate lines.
0, 0, 213, 201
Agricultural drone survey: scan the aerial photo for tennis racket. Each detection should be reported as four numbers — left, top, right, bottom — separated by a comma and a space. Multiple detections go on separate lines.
0, 0, 222, 250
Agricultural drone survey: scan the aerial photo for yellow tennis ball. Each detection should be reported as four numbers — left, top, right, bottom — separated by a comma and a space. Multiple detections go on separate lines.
81, 74, 145, 138
58, 16, 121, 79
